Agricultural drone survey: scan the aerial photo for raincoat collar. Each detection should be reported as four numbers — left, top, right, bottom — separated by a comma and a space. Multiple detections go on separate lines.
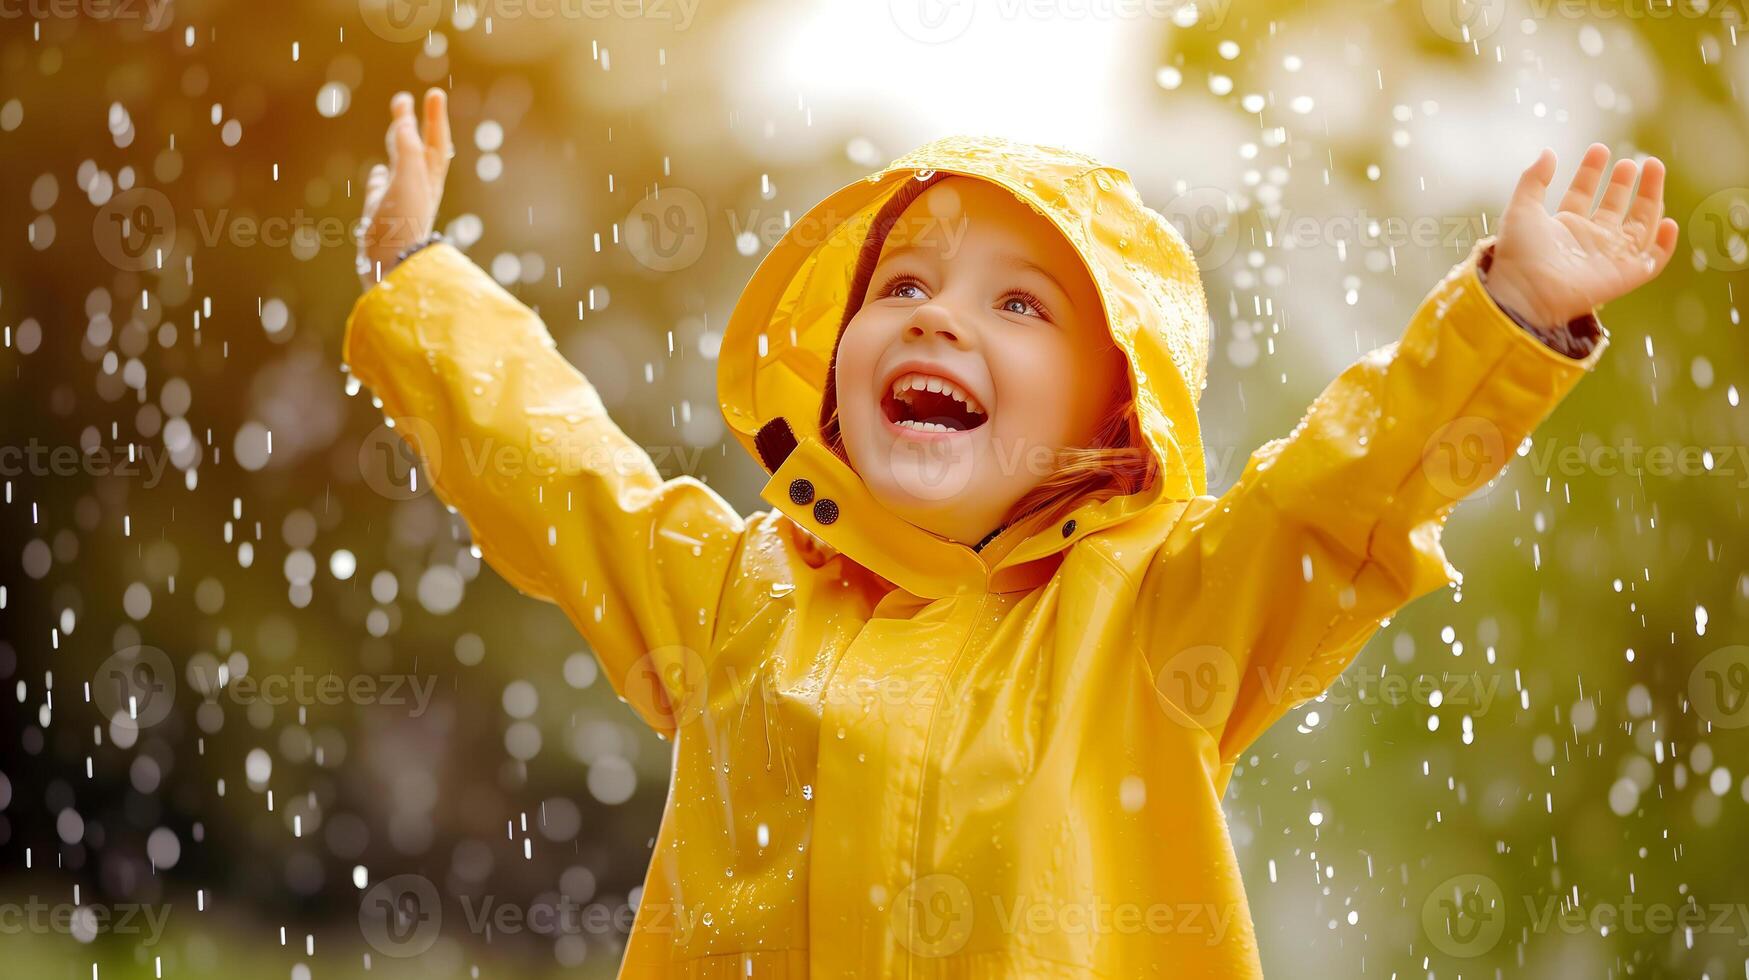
719, 136, 1213, 600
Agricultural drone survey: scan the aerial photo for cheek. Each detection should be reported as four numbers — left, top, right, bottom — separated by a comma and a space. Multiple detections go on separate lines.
990, 334, 1084, 447
832, 323, 884, 432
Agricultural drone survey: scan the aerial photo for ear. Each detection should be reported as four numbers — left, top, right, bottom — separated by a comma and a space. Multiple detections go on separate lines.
754, 417, 798, 472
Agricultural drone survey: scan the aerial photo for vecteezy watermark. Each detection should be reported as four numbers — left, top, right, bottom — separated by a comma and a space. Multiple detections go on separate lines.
358, 418, 444, 501
93, 645, 178, 730
1691, 187, 1749, 273
622, 186, 973, 274
1422, 419, 1749, 504
1422, 874, 1507, 957
619, 648, 980, 732
93, 187, 176, 273
1424, 873, 1749, 957
189, 666, 438, 717
1425, 0, 1748, 42
356, 419, 713, 500
621, 645, 711, 730
724, 206, 969, 266
1159, 188, 1241, 271
91, 645, 441, 730
1690, 645, 1749, 730
1158, 191, 1499, 272
359, 875, 443, 957
192, 209, 422, 254
1422, 416, 1511, 502
0, 897, 172, 946
359, 874, 695, 958
1152, 647, 1505, 731
358, 0, 698, 43
624, 187, 709, 273
1421, 0, 1508, 42
890, 873, 1236, 958
889, 0, 1231, 44
92, 191, 438, 271
1, 440, 177, 489
0, 0, 174, 29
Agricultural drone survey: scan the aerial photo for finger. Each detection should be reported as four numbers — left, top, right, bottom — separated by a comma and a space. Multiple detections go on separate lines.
1623, 156, 1665, 249
1511, 148, 1557, 209
1593, 159, 1639, 224
1649, 217, 1679, 273
386, 91, 417, 164
423, 87, 453, 185
1557, 143, 1612, 214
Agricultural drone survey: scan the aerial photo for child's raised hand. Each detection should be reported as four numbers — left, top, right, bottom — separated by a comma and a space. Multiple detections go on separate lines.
358, 88, 453, 291
1485, 144, 1679, 330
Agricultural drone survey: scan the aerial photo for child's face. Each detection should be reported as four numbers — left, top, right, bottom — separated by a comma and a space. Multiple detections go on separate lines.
833, 177, 1129, 544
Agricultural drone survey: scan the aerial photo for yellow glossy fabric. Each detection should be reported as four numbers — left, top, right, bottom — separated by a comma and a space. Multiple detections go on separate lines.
344, 136, 1605, 977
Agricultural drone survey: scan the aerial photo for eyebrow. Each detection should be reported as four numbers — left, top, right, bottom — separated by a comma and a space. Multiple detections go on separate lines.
878, 244, 1074, 300
1001, 253, 1073, 301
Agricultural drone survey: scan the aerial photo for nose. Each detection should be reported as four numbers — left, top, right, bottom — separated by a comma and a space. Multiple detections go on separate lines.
903, 302, 972, 349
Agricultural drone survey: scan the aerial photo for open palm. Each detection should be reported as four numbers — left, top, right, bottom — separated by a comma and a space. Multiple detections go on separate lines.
358, 88, 453, 291
1488, 144, 1679, 328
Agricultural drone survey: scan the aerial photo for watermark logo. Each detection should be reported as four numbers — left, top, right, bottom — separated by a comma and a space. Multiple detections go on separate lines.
1691, 187, 1749, 272
884, 433, 978, 502
1153, 644, 1239, 729
622, 645, 710, 729
625, 187, 709, 273
93, 645, 176, 729
1422, 873, 1507, 957
93, 187, 175, 272
892, 874, 974, 957
890, 0, 976, 42
358, 0, 442, 42
1423, 0, 1507, 42
1159, 187, 1240, 272
1690, 645, 1749, 730
1422, 416, 1507, 502
359, 418, 442, 501
1425, 874, 1749, 956
95, 652, 440, 729
360, 874, 442, 957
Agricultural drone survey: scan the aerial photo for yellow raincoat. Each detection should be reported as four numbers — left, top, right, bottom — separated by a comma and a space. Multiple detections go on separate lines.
344, 137, 1604, 977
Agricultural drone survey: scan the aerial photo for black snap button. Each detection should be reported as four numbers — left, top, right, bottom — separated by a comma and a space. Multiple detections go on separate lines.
1061, 519, 1077, 538
813, 498, 840, 525
788, 478, 814, 505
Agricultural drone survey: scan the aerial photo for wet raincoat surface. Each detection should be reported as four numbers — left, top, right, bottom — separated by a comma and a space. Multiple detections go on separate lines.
344, 136, 1604, 977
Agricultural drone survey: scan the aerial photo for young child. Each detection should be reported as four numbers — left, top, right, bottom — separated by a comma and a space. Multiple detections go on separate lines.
349, 89, 1676, 977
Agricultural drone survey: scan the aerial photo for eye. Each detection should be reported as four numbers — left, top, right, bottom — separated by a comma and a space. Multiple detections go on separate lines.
880, 275, 928, 301
999, 289, 1051, 320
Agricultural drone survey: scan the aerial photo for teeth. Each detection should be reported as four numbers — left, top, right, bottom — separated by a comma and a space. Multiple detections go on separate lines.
889, 372, 985, 416
895, 419, 954, 432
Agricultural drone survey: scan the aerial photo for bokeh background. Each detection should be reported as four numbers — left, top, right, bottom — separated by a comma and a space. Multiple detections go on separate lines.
3, 0, 1748, 975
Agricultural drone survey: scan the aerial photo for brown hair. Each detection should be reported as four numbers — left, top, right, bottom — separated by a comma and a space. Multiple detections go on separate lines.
816, 174, 1158, 533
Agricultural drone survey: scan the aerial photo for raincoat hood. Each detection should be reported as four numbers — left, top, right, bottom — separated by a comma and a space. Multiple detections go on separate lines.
719, 136, 1212, 598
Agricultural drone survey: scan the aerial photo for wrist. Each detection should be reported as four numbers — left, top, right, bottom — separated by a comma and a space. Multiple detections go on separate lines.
1479, 262, 1563, 332
359, 232, 443, 292
1476, 244, 1601, 361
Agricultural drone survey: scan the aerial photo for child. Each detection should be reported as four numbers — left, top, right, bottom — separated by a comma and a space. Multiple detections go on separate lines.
349, 89, 1676, 977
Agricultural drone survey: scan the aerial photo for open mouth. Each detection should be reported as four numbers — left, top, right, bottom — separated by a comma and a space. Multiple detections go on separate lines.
881, 372, 989, 433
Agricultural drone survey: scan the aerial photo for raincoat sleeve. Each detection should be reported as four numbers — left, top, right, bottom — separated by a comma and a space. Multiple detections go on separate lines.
343, 243, 745, 738
1135, 238, 1606, 764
